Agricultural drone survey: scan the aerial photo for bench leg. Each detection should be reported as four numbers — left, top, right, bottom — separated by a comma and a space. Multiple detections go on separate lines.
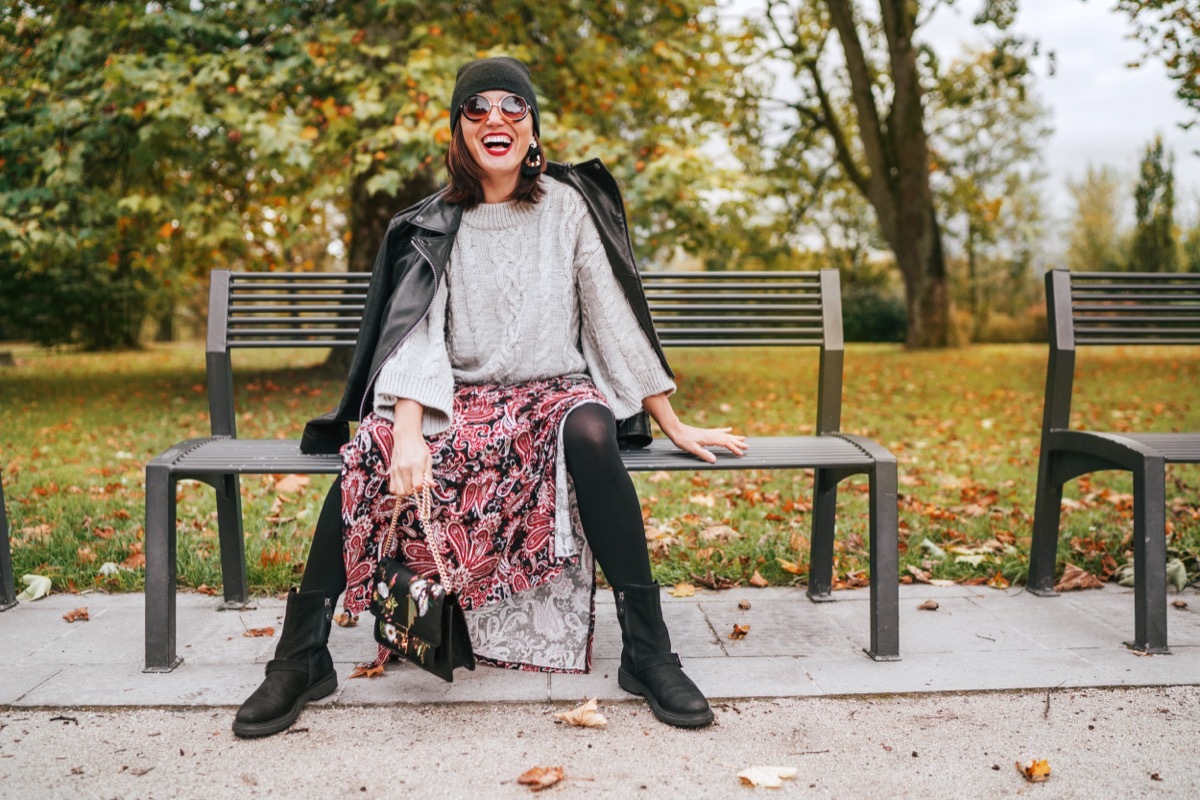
866, 459, 900, 661
1131, 459, 1169, 654
0, 477, 16, 612
145, 463, 183, 672
215, 473, 250, 608
1027, 451, 1064, 597
806, 468, 838, 603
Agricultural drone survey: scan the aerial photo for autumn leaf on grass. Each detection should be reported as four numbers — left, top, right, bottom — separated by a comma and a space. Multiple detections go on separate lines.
1053, 563, 1103, 592
1016, 759, 1051, 783
195, 584, 221, 596
274, 474, 311, 495
242, 627, 275, 638
699, 525, 740, 543
729, 623, 750, 640
552, 698, 607, 728
776, 558, 806, 576
668, 583, 696, 598
737, 765, 798, 788
748, 570, 769, 587
349, 664, 385, 679
63, 607, 89, 623
334, 612, 359, 628
917, 599, 939, 611
517, 766, 564, 792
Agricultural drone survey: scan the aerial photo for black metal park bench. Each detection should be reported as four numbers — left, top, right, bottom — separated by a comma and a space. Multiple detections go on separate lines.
144, 268, 899, 671
1027, 269, 1200, 653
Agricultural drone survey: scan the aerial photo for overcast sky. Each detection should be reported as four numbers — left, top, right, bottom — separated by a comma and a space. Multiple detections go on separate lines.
920, 0, 1200, 224
724, 1, 1199, 229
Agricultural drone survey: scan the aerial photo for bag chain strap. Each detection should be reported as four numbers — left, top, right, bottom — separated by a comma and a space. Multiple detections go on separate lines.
382, 486, 464, 594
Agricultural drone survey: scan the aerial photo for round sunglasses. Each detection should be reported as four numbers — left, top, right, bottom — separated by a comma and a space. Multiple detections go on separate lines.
459, 93, 530, 123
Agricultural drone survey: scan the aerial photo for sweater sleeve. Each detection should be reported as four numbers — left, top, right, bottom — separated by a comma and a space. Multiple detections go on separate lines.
574, 207, 676, 419
372, 280, 454, 435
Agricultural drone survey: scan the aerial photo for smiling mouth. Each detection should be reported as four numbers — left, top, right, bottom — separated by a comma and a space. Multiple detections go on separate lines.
481, 134, 513, 155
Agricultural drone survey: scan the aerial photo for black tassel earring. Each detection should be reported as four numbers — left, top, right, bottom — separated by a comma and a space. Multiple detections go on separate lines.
520, 140, 543, 178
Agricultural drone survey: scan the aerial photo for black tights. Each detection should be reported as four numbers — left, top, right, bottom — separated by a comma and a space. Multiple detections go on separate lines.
298, 402, 653, 600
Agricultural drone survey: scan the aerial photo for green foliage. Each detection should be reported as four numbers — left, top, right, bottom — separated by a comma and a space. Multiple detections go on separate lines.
1115, 0, 1200, 130
1130, 134, 1179, 273
1066, 164, 1127, 272
1, 1, 754, 348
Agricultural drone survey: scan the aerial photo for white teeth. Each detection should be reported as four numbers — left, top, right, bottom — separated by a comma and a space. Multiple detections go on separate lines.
483, 135, 512, 146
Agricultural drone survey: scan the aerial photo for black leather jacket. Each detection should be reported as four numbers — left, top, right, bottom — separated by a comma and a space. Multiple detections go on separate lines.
300, 159, 672, 455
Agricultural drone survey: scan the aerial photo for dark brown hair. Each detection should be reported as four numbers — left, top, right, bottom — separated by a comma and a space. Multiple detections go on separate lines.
443, 124, 545, 209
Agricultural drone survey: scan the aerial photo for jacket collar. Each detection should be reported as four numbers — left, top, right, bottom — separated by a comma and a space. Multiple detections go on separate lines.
405, 190, 463, 236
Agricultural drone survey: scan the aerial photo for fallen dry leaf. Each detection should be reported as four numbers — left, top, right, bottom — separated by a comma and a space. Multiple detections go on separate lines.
749, 569, 769, 588
928, 579, 957, 588
987, 571, 1011, 590
738, 599, 752, 611
737, 765, 798, 788
688, 493, 716, 508
906, 565, 931, 584
517, 766, 564, 792
63, 607, 89, 623
196, 584, 220, 596
552, 697, 607, 728
1171, 599, 1188, 610
1053, 563, 1103, 592
691, 570, 738, 590
917, 599, 939, 611
349, 664, 386, 679
1016, 759, 1051, 783
776, 558, 806, 576
274, 474, 311, 495
668, 583, 696, 598
729, 623, 751, 640
242, 627, 275, 638
699, 524, 741, 543
334, 612, 359, 628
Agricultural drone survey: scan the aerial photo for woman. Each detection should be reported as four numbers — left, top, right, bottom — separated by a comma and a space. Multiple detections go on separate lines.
233, 56, 746, 738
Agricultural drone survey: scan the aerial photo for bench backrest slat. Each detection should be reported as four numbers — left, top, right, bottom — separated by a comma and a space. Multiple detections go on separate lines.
207, 267, 849, 435
1041, 269, 1200, 435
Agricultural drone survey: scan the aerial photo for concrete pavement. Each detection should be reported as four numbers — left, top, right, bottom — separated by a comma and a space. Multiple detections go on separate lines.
2, 584, 1199, 798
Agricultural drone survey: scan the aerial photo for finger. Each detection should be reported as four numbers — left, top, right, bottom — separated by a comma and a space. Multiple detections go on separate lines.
688, 444, 717, 464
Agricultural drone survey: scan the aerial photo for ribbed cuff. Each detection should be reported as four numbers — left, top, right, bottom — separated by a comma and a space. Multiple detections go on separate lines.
373, 374, 453, 436
608, 373, 676, 420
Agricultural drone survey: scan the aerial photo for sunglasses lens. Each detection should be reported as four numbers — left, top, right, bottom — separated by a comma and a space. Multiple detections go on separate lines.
460, 94, 530, 123
499, 95, 529, 121
461, 94, 491, 121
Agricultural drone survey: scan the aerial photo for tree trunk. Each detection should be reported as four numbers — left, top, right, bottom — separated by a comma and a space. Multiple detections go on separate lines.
321, 168, 440, 373
824, 0, 957, 348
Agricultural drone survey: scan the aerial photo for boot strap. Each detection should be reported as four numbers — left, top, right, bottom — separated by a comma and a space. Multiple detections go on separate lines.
265, 657, 309, 676
635, 652, 683, 672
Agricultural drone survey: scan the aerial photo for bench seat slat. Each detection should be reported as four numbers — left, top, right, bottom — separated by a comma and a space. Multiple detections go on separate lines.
160, 435, 876, 477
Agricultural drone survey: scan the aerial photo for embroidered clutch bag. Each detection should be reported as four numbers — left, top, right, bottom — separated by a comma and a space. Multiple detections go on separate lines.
368, 487, 476, 682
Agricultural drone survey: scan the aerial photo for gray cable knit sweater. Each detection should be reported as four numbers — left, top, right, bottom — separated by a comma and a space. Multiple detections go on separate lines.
373, 177, 675, 431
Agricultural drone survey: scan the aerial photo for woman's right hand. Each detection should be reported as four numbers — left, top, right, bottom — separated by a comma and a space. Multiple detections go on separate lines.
389, 399, 432, 496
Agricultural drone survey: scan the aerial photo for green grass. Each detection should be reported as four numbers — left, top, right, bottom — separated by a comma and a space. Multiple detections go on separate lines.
1, 342, 1197, 597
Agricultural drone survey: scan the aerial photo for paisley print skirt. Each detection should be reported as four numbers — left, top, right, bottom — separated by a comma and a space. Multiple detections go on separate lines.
340, 375, 609, 673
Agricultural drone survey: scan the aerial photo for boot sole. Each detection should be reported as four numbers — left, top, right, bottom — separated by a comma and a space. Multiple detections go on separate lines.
232, 671, 338, 738
618, 667, 715, 728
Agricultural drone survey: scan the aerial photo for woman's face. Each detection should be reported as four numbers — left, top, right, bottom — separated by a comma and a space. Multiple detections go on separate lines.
460, 89, 535, 183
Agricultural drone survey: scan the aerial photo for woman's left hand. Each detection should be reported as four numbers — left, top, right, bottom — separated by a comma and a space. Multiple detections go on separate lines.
665, 424, 748, 464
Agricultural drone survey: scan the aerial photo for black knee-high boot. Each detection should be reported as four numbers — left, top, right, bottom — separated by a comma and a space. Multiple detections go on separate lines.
614, 582, 714, 728
232, 588, 337, 737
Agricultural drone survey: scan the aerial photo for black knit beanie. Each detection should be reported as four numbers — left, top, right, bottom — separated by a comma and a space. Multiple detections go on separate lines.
449, 56, 540, 136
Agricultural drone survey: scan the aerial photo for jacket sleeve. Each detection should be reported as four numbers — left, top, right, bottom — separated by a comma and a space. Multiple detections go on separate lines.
574, 205, 676, 419
371, 280, 454, 435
